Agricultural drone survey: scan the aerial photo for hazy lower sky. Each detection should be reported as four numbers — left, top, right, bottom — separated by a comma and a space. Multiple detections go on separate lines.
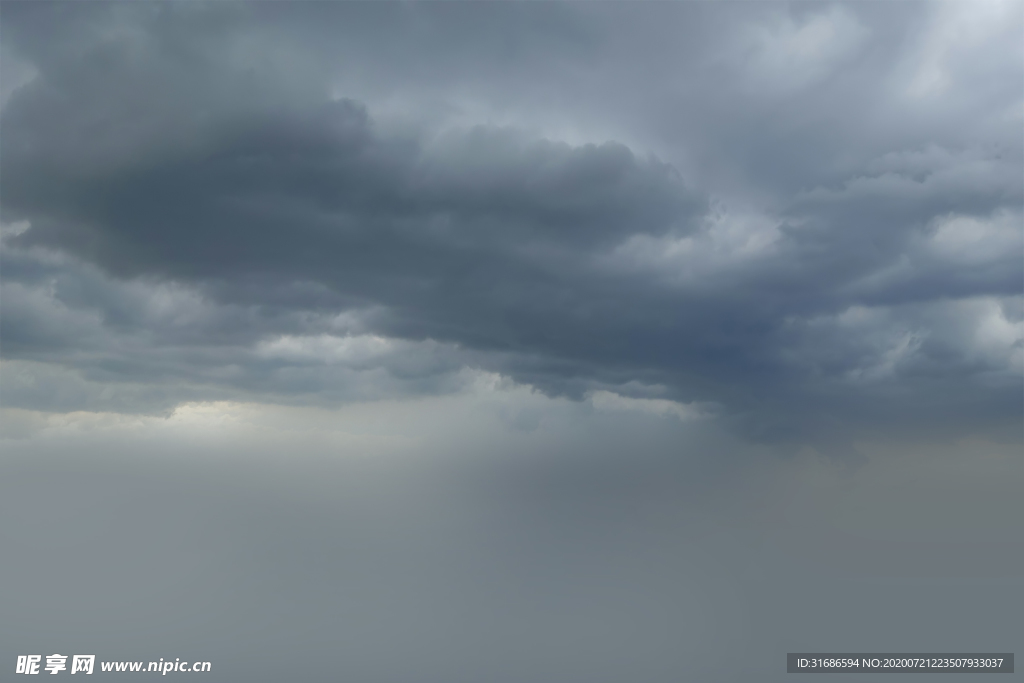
1, 2, 1021, 681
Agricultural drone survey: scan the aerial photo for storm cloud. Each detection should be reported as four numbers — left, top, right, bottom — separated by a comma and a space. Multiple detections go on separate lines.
2, 1, 1022, 443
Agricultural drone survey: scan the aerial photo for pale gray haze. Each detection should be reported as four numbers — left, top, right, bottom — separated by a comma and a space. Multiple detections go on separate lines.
1, 1, 1021, 681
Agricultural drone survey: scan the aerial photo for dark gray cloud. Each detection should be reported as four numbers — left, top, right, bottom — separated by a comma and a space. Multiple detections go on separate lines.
2, 1, 1021, 445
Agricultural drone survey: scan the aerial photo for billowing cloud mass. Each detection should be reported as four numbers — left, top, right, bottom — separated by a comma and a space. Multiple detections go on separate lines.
2, 1, 1021, 442
1, 3, 1021, 682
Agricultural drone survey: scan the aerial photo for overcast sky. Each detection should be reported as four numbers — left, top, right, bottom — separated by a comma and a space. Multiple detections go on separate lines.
1, 2, 1022, 681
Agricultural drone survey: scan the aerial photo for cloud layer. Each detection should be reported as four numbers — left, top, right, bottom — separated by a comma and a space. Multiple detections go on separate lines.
2, 2, 1021, 445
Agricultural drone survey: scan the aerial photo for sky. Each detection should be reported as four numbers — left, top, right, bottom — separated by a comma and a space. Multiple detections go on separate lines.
0, 2, 1021, 681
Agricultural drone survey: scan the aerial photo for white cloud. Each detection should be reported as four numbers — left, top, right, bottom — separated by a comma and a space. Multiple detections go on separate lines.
926, 209, 1023, 266
788, 296, 1023, 384
0, 45, 38, 110
845, 330, 925, 383
603, 201, 781, 284
737, 5, 868, 92
901, 0, 1022, 100
589, 390, 712, 422
0, 220, 31, 241
947, 297, 1024, 375
255, 333, 396, 365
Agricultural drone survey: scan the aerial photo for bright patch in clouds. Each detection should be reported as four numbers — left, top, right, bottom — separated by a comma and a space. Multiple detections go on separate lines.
589, 390, 713, 422
256, 334, 397, 364
739, 5, 867, 92
927, 210, 1022, 266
